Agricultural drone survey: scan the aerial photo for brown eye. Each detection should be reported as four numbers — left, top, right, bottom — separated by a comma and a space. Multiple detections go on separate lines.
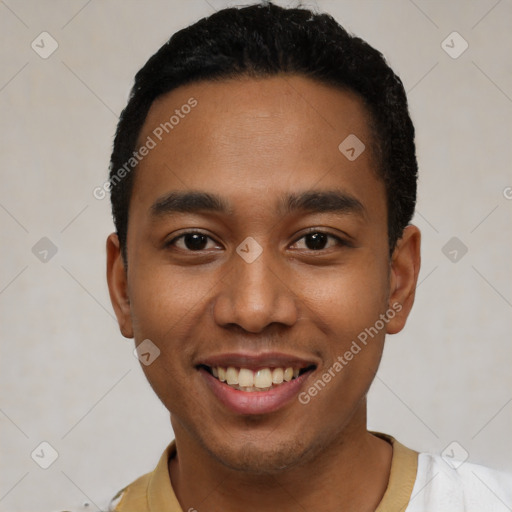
292, 232, 343, 251
304, 233, 328, 250
168, 232, 220, 251
183, 233, 208, 250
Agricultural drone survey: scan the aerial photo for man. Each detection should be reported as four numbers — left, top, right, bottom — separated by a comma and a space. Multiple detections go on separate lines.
105, 2, 511, 510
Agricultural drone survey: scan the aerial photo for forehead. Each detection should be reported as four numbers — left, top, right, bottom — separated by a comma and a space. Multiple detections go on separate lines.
131, 75, 384, 217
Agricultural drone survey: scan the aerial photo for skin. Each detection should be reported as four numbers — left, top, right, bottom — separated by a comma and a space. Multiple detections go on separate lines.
107, 75, 421, 512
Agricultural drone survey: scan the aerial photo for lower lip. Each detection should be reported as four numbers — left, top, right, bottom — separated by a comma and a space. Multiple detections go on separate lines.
199, 367, 314, 415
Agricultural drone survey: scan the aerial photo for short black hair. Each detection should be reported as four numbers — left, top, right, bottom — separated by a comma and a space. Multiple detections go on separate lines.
109, 1, 417, 259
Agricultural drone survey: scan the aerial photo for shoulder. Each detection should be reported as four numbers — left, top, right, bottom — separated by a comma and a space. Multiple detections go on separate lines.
107, 441, 178, 512
50, 472, 153, 512
108, 471, 152, 512
406, 451, 512, 511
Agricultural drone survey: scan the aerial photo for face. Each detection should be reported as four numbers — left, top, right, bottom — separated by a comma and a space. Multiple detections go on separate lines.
107, 75, 420, 473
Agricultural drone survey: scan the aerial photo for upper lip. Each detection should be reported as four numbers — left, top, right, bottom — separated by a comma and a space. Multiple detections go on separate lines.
196, 352, 319, 371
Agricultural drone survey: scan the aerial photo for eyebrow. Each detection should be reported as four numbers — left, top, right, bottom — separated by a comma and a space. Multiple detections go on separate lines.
151, 191, 231, 216
150, 190, 365, 219
280, 190, 366, 218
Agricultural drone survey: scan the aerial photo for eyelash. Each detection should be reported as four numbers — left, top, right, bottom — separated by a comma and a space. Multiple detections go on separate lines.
166, 230, 221, 251
165, 229, 348, 252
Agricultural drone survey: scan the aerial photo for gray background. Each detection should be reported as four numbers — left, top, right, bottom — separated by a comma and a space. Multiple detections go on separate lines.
1, 0, 511, 510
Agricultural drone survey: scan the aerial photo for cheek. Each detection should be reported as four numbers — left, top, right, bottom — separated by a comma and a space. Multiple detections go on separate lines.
127, 264, 216, 401
129, 260, 211, 337
296, 265, 390, 417
298, 259, 390, 338
128, 264, 211, 409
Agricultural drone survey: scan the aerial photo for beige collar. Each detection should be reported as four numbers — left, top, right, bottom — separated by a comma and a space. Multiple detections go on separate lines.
114, 433, 418, 512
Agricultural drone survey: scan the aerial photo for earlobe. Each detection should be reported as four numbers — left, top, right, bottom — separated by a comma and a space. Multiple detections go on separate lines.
106, 233, 134, 338
386, 225, 421, 335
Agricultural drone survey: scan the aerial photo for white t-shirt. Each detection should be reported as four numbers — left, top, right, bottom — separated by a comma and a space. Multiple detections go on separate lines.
406, 451, 512, 511
103, 433, 512, 511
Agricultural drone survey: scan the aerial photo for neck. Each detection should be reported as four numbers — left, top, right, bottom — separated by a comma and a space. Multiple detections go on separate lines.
168, 414, 392, 512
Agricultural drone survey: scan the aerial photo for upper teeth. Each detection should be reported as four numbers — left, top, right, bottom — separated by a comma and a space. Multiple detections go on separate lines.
211, 366, 300, 389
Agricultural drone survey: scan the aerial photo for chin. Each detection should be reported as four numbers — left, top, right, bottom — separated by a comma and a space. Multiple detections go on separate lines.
206, 436, 314, 474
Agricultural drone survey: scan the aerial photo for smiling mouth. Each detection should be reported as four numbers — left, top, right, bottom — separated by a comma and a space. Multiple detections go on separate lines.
199, 364, 316, 392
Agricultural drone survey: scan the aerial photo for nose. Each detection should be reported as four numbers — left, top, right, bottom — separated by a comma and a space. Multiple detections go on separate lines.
213, 250, 299, 333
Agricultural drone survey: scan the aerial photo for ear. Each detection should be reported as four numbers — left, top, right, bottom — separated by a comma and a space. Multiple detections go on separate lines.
106, 233, 134, 338
386, 224, 421, 335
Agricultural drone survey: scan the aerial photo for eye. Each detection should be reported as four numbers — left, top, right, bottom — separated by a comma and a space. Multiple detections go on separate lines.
291, 231, 344, 251
167, 232, 221, 251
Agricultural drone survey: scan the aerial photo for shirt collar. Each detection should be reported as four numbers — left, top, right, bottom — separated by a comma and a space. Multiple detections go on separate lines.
114, 433, 418, 512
